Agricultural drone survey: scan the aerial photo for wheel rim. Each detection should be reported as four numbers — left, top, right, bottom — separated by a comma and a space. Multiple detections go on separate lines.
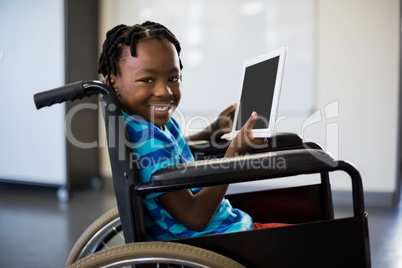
78, 217, 124, 259
101, 257, 209, 268
68, 242, 245, 268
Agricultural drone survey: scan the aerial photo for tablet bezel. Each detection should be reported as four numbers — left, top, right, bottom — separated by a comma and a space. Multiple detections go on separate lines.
231, 46, 287, 139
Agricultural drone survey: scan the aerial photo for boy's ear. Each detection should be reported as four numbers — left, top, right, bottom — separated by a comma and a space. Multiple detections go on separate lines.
104, 75, 119, 95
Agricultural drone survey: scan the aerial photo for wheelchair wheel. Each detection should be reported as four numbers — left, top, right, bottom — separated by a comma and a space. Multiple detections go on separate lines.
66, 208, 124, 266
67, 242, 245, 268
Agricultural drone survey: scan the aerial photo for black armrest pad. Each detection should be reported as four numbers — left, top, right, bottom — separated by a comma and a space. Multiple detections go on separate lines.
267, 132, 303, 148
147, 149, 335, 191
189, 132, 304, 160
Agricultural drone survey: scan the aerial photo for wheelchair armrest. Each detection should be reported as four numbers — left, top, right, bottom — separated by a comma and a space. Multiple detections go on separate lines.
188, 132, 304, 160
147, 149, 334, 190
138, 148, 365, 217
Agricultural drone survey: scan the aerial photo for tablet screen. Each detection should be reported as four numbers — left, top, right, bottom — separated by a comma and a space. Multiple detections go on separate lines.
235, 56, 280, 131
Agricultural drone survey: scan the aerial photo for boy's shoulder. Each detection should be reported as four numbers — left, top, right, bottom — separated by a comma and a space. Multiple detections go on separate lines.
168, 116, 180, 128
122, 111, 182, 136
122, 111, 148, 126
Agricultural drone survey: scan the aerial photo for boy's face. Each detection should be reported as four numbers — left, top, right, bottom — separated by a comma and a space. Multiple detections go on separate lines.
112, 39, 181, 127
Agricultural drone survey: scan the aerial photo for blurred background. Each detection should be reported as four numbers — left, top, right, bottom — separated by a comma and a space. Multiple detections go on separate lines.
0, 0, 400, 205
0, 0, 401, 266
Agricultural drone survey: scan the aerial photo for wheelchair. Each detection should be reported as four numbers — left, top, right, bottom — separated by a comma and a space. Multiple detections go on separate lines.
34, 81, 371, 267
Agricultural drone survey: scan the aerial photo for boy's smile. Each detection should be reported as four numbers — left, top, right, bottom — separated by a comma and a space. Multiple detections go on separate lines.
150, 103, 173, 112
110, 39, 182, 127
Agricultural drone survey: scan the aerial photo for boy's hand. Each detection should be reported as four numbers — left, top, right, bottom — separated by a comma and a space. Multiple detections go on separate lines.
225, 111, 267, 157
210, 103, 237, 140
187, 103, 237, 142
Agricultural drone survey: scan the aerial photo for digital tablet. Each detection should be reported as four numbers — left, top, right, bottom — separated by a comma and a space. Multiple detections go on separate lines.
232, 46, 287, 138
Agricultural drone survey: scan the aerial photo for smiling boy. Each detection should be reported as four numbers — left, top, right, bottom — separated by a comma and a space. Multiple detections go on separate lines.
98, 22, 285, 240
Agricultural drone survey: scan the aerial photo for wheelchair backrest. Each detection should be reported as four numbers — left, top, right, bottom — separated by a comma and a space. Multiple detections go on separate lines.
100, 93, 147, 243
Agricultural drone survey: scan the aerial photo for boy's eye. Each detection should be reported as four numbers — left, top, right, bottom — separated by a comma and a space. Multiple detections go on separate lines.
169, 76, 180, 82
140, 78, 154, 83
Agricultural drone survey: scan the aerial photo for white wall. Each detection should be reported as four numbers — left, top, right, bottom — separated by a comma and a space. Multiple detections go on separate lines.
99, 0, 401, 205
314, 0, 400, 203
0, 0, 66, 185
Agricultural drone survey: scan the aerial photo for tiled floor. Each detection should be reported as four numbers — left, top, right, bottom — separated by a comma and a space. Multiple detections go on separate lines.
0, 178, 400, 267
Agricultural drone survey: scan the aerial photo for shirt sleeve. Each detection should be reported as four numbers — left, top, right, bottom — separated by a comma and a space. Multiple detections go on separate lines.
124, 114, 191, 199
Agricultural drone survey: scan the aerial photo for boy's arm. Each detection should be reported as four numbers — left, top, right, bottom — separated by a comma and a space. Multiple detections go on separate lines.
158, 186, 229, 232
186, 104, 237, 142
159, 112, 265, 232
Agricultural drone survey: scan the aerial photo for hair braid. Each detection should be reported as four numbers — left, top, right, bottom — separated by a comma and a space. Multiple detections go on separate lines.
98, 21, 183, 86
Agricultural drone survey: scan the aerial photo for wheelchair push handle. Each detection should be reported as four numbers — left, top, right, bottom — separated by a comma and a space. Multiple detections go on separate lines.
33, 80, 113, 110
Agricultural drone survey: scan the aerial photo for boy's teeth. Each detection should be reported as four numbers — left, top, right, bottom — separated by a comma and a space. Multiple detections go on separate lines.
151, 105, 169, 111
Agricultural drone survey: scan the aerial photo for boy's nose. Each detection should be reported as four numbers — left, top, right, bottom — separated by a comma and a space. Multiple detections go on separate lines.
154, 83, 173, 98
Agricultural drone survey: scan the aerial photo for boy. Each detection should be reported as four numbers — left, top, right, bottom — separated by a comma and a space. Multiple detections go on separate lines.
98, 21, 284, 240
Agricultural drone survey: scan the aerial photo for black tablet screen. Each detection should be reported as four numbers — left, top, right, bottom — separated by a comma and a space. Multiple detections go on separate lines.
236, 56, 280, 130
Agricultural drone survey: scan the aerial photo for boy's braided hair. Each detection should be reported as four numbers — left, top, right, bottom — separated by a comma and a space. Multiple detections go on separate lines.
98, 21, 183, 89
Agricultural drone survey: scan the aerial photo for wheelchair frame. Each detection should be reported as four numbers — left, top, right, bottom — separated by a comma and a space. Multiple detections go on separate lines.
34, 81, 371, 267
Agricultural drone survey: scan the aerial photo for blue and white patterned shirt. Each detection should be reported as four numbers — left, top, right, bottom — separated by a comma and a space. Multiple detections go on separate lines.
123, 111, 253, 241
